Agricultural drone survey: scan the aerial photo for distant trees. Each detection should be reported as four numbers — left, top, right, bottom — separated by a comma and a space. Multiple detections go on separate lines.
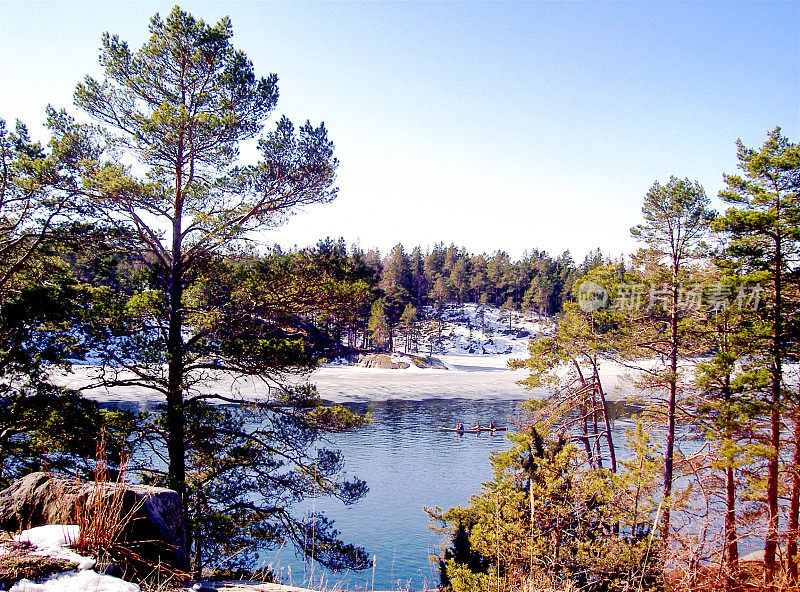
239, 239, 613, 355
398, 303, 419, 352
368, 298, 391, 350
92, 237, 591, 360
380, 243, 412, 300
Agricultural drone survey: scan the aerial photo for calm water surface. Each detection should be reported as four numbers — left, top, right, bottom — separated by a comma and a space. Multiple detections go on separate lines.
105, 395, 649, 591
268, 398, 528, 591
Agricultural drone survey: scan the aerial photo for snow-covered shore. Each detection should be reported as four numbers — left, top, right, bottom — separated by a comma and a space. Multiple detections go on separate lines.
55, 303, 796, 407
46, 304, 664, 407
51, 346, 647, 408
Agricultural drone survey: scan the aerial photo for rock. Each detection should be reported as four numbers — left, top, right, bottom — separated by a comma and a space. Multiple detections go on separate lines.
0, 552, 73, 590
358, 353, 409, 369
422, 356, 449, 369
358, 352, 448, 370
0, 472, 187, 572
99, 562, 124, 578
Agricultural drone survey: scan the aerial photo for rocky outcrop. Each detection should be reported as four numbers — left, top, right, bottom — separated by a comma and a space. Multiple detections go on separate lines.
359, 353, 410, 369
0, 472, 187, 572
357, 352, 448, 370
412, 355, 449, 369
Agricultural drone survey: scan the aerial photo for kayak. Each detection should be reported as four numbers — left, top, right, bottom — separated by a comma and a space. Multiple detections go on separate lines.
441, 427, 507, 433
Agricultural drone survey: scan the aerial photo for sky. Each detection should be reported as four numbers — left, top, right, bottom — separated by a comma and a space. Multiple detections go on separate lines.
1, 1, 798, 261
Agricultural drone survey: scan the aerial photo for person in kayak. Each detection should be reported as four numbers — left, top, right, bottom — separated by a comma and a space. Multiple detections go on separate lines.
470, 422, 483, 431
455, 421, 464, 431
488, 421, 497, 430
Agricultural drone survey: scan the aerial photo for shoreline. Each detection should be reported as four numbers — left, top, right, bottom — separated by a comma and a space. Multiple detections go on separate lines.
47, 354, 719, 408
52, 353, 799, 409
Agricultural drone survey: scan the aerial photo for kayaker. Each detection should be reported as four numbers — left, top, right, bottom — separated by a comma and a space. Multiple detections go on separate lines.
471, 422, 482, 431
455, 421, 464, 431
488, 420, 497, 430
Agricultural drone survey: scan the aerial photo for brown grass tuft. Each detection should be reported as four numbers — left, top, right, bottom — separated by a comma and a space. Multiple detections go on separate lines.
73, 432, 141, 565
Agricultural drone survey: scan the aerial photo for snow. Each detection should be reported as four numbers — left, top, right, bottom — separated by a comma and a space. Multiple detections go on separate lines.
13, 525, 95, 570
10, 570, 139, 592
420, 302, 544, 358
8, 525, 140, 592
14, 525, 79, 550
47, 304, 638, 407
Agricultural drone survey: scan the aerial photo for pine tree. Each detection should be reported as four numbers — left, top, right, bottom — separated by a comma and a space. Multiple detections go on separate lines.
693, 275, 763, 592
59, 8, 366, 573
450, 258, 470, 304
630, 176, 713, 541
714, 128, 800, 589
512, 264, 625, 473
398, 303, 418, 352
409, 246, 428, 304
368, 298, 391, 351
380, 243, 412, 298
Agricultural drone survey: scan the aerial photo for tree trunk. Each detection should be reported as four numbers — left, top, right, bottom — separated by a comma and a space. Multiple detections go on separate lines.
166, 161, 189, 570
593, 364, 617, 473
721, 373, 739, 592
591, 393, 603, 470
787, 404, 800, 586
764, 391, 781, 591
724, 460, 739, 591
765, 247, 782, 592
661, 271, 679, 542
573, 361, 594, 464
192, 513, 203, 579
166, 257, 188, 569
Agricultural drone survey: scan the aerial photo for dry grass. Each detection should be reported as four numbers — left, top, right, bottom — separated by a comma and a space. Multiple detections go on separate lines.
72, 440, 139, 565
70, 434, 190, 588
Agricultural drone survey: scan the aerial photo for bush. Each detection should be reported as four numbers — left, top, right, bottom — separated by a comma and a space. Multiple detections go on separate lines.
430, 424, 664, 592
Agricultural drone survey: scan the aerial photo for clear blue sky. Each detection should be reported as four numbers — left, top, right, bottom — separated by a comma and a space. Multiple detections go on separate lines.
1, 1, 798, 261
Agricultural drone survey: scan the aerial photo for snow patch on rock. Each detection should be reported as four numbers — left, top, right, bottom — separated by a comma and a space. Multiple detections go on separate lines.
8, 525, 139, 592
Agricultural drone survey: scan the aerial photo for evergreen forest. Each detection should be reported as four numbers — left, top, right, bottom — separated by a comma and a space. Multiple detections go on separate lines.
0, 6, 798, 592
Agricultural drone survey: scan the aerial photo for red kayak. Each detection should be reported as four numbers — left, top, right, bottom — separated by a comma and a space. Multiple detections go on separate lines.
441, 427, 507, 433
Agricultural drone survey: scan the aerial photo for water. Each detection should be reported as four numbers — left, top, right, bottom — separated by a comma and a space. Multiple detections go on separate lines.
267, 398, 527, 591
89, 359, 707, 591
101, 392, 652, 590
264, 397, 692, 591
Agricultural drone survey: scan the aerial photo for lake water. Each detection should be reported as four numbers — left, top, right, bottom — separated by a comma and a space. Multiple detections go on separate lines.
265, 396, 673, 591
82, 357, 700, 591
266, 398, 528, 591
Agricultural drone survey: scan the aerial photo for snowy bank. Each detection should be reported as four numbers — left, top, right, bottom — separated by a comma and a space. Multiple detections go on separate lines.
5, 525, 139, 592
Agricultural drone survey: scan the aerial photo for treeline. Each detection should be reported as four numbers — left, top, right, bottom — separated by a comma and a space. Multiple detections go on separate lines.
38, 235, 601, 360
264, 238, 613, 354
